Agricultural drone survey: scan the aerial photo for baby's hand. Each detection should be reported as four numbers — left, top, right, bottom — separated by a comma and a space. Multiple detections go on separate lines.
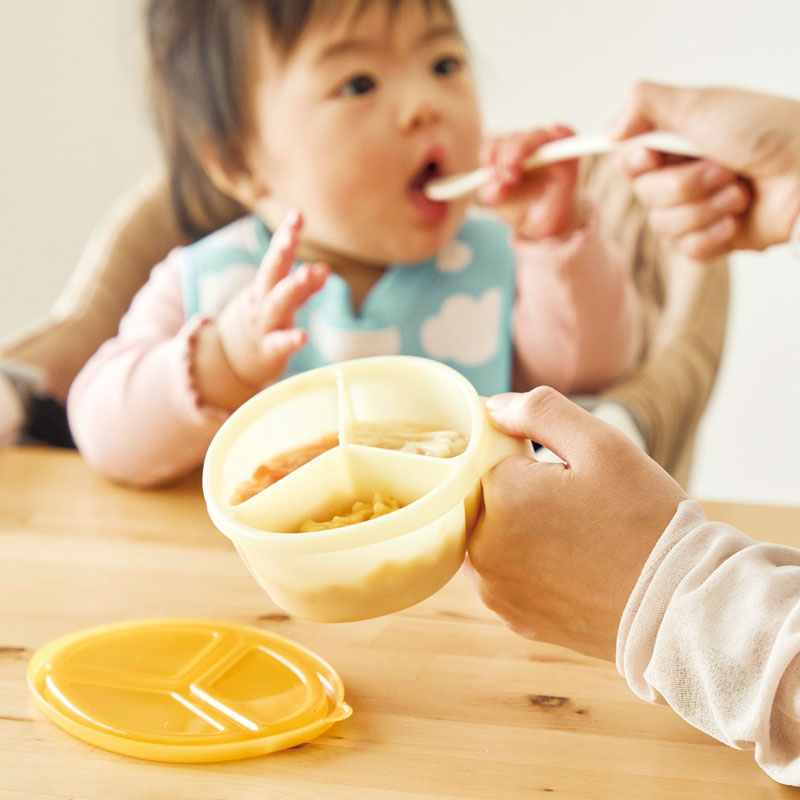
619, 149, 750, 259
479, 125, 582, 239
217, 209, 329, 388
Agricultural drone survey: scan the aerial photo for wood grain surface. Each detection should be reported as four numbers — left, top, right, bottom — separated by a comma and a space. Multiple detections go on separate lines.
1, 446, 798, 799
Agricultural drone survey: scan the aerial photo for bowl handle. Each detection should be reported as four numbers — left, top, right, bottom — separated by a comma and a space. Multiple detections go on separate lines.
464, 400, 535, 532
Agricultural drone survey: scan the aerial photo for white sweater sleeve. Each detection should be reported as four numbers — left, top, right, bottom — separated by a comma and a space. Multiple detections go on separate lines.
617, 499, 800, 786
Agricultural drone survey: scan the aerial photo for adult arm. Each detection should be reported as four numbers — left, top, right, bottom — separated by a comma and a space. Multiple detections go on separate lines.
468, 387, 800, 786
619, 499, 800, 786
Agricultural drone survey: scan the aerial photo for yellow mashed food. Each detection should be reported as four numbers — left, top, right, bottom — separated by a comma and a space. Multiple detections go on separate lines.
299, 492, 402, 533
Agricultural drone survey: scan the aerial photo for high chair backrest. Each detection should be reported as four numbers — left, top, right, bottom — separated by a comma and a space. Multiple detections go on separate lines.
1, 171, 194, 403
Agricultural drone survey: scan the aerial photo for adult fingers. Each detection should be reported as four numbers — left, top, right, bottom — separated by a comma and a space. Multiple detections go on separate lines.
608, 81, 702, 141
648, 180, 750, 237
485, 387, 614, 469
676, 215, 741, 260
632, 159, 736, 207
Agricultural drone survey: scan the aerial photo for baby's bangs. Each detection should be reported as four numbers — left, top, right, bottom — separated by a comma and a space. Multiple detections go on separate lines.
344, 0, 456, 23
258, 0, 457, 57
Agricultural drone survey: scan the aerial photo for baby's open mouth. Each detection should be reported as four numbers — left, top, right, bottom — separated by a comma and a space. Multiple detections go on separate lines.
408, 150, 450, 224
409, 159, 443, 195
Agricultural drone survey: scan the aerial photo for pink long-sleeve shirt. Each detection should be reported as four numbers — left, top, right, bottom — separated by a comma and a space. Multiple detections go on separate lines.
68, 207, 642, 486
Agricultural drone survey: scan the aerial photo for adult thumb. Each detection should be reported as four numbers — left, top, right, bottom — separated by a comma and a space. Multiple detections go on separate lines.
485, 387, 607, 468
609, 81, 699, 141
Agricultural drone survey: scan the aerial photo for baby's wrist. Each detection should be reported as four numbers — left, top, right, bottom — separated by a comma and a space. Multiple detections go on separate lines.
195, 320, 259, 412
515, 198, 591, 243
558, 198, 589, 237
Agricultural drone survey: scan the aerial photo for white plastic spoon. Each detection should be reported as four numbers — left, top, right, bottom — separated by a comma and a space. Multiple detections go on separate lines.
424, 131, 702, 202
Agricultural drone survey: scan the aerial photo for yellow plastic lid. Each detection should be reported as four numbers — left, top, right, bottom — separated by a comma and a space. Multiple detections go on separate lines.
27, 618, 352, 762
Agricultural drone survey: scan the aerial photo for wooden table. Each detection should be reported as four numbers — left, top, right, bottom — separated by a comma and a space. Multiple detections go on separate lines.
1, 446, 799, 799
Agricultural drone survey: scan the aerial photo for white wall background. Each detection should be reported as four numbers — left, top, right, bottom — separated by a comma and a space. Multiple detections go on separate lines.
0, 1, 159, 337
1, 1, 798, 505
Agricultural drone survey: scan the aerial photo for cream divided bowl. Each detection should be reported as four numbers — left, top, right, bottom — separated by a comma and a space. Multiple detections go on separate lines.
203, 356, 532, 622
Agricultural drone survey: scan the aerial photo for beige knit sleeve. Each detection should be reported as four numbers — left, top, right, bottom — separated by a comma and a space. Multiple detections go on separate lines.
0, 170, 188, 402
580, 155, 729, 486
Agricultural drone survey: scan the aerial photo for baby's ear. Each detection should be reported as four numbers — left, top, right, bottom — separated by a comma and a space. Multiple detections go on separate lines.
198, 139, 268, 208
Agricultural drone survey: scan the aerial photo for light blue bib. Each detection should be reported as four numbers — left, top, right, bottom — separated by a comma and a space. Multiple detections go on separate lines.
181, 214, 515, 395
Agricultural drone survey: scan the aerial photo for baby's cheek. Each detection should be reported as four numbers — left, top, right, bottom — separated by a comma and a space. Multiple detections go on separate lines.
320, 150, 389, 207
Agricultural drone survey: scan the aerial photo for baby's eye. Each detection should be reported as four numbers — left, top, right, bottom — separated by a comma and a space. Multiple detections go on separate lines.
338, 74, 377, 97
432, 55, 463, 76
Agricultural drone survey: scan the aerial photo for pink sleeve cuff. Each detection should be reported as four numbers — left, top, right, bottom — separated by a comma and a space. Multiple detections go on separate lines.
511, 201, 601, 265
179, 315, 230, 425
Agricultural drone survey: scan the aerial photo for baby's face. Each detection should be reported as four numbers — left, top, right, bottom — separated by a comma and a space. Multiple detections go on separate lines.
246, 1, 482, 267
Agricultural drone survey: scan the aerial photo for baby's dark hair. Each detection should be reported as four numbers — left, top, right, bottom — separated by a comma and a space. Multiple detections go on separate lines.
146, 0, 456, 240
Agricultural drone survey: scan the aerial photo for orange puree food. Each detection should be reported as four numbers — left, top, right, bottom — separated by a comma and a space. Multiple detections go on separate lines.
229, 433, 339, 505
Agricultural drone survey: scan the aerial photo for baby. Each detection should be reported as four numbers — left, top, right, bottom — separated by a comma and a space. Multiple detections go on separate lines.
68, 0, 684, 485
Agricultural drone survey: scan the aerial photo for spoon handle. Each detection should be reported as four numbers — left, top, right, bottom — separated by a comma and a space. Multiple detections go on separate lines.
425, 131, 703, 201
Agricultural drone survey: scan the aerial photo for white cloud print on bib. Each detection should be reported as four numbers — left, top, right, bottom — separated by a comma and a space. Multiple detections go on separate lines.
310, 313, 401, 362
436, 240, 473, 273
420, 288, 501, 367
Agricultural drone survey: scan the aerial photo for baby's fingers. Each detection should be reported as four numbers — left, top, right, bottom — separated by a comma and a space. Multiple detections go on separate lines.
262, 262, 329, 331
257, 328, 308, 381
496, 130, 553, 183
253, 209, 303, 296
500, 124, 575, 181
480, 130, 552, 202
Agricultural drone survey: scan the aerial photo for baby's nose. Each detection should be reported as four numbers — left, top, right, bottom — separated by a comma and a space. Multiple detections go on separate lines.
399, 98, 441, 132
